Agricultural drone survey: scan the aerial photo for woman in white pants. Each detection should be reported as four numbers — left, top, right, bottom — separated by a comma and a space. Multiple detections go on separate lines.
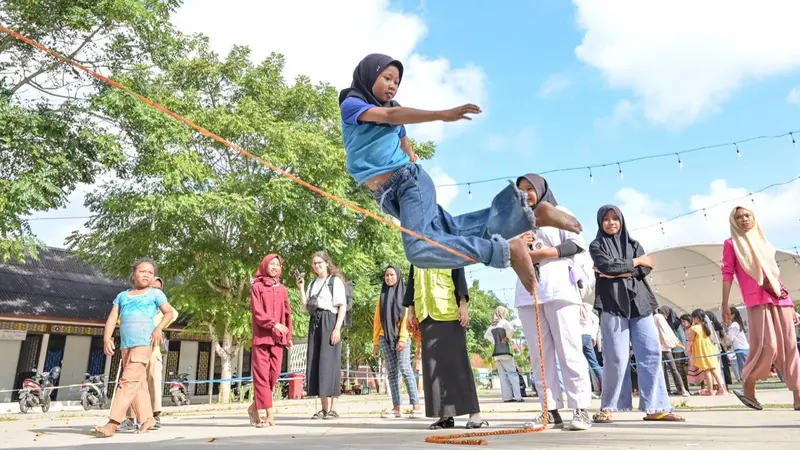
484, 306, 523, 403
515, 173, 593, 431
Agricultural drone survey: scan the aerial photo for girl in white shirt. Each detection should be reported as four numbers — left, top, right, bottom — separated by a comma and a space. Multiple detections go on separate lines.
726, 307, 750, 382
484, 306, 523, 403
515, 173, 592, 431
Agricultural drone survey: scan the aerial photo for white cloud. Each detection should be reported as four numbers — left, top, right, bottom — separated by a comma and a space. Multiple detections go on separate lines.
573, 0, 800, 127
617, 178, 800, 251
427, 165, 460, 210
787, 87, 800, 104
173, 0, 487, 142
538, 74, 571, 98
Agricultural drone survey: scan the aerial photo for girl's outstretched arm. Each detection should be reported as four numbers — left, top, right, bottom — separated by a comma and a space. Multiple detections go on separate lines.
359, 103, 481, 126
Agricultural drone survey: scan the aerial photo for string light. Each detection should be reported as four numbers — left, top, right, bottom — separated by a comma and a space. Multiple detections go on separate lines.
660, 222, 665, 235
617, 163, 623, 180
588, 167, 594, 184
703, 208, 708, 221
676, 153, 683, 169
792, 132, 797, 150
631, 175, 800, 232
749, 193, 755, 204
734, 142, 741, 159
468, 183, 472, 201
683, 280, 687, 288
434, 129, 799, 189
712, 274, 716, 283
684, 267, 688, 278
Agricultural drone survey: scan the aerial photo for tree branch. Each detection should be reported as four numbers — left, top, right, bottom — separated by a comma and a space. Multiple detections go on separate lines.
9, 26, 103, 95
206, 279, 230, 295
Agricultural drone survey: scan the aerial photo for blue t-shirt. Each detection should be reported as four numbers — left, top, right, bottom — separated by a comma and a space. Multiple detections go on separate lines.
340, 97, 410, 184
114, 288, 168, 349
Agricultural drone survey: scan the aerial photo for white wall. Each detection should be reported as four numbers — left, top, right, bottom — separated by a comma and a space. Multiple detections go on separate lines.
177, 341, 198, 396
59, 336, 91, 401
0, 340, 22, 403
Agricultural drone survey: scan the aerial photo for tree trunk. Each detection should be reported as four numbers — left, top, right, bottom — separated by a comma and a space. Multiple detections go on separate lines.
208, 323, 240, 404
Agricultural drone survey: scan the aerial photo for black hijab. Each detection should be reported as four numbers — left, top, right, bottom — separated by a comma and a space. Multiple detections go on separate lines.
338, 53, 404, 107
380, 266, 406, 347
516, 173, 557, 206
659, 305, 681, 332
594, 204, 640, 317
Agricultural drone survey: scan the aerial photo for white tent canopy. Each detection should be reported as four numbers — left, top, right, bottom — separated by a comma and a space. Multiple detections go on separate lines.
647, 243, 800, 314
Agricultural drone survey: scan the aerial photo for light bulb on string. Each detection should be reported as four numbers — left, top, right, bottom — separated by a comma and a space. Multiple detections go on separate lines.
676, 153, 683, 169
683, 281, 687, 289
703, 208, 708, 221
468, 183, 472, 201
684, 267, 688, 278
712, 274, 716, 283
792, 132, 797, 150
749, 193, 755, 205
660, 222, 665, 235
734, 142, 741, 159
617, 163, 623, 180
588, 167, 594, 184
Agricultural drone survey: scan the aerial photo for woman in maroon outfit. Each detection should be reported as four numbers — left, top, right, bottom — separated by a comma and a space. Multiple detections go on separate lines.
248, 254, 293, 427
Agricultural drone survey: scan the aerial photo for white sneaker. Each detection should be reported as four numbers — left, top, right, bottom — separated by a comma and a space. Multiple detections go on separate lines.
568, 409, 592, 431
524, 411, 563, 430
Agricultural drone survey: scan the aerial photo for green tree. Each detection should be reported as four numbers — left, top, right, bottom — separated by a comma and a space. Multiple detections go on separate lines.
0, 0, 182, 261
466, 281, 507, 364
68, 40, 417, 402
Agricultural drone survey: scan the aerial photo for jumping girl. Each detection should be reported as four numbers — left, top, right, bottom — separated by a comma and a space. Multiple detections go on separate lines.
338, 53, 582, 294
94, 258, 174, 438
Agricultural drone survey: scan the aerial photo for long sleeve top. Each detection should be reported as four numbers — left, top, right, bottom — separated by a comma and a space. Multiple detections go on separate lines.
372, 299, 410, 346
721, 238, 794, 308
589, 240, 657, 317
251, 282, 293, 346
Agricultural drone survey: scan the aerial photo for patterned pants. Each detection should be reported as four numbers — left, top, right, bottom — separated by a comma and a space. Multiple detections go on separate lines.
380, 335, 419, 407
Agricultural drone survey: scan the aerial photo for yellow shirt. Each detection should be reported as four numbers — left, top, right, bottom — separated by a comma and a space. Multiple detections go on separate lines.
372, 298, 410, 346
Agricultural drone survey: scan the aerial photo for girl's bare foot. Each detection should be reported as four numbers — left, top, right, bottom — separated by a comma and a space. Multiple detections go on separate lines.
509, 237, 536, 292
136, 417, 156, 434
93, 422, 119, 438
534, 201, 582, 233
743, 377, 757, 400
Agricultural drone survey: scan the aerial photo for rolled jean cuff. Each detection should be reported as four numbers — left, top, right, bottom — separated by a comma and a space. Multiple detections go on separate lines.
486, 235, 510, 269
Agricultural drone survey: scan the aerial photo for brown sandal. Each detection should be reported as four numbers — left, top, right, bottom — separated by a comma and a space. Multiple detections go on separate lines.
643, 412, 685, 422
592, 411, 613, 423
92, 422, 118, 438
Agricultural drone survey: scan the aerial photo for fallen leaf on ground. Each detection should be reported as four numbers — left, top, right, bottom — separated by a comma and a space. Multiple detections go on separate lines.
208, 437, 216, 442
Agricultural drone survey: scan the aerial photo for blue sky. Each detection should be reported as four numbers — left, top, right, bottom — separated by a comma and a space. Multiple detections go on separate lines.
31, 0, 800, 303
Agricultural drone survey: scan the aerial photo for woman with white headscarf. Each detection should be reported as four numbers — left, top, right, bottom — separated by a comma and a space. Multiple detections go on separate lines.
721, 205, 800, 411
484, 306, 522, 403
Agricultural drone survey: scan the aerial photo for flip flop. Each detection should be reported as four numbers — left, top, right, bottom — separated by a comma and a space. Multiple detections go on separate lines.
643, 412, 685, 422
733, 390, 763, 411
592, 411, 613, 424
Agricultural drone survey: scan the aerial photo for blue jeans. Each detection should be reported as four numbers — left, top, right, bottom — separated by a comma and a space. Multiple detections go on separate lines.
733, 349, 748, 381
372, 164, 534, 268
582, 334, 603, 386
599, 313, 671, 413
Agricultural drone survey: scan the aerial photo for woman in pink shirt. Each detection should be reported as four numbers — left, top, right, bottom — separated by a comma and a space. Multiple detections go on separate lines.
721, 205, 800, 411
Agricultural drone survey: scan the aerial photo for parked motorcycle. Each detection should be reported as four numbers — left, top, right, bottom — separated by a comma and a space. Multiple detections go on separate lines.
19, 366, 60, 414
80, 373, 107, 410
231, 371, 252, 402
168, 367, 191, 406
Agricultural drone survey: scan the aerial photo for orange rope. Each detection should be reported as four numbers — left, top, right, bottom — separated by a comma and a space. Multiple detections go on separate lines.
0, 25, 549, 445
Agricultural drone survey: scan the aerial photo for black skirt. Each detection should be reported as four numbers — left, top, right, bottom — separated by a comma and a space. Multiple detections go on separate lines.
305, 310, 342, 398
421, 318, 480, 418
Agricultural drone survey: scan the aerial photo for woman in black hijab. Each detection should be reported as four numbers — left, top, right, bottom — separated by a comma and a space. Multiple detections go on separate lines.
589, 205, 685, 423
372, 266, 420, 418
